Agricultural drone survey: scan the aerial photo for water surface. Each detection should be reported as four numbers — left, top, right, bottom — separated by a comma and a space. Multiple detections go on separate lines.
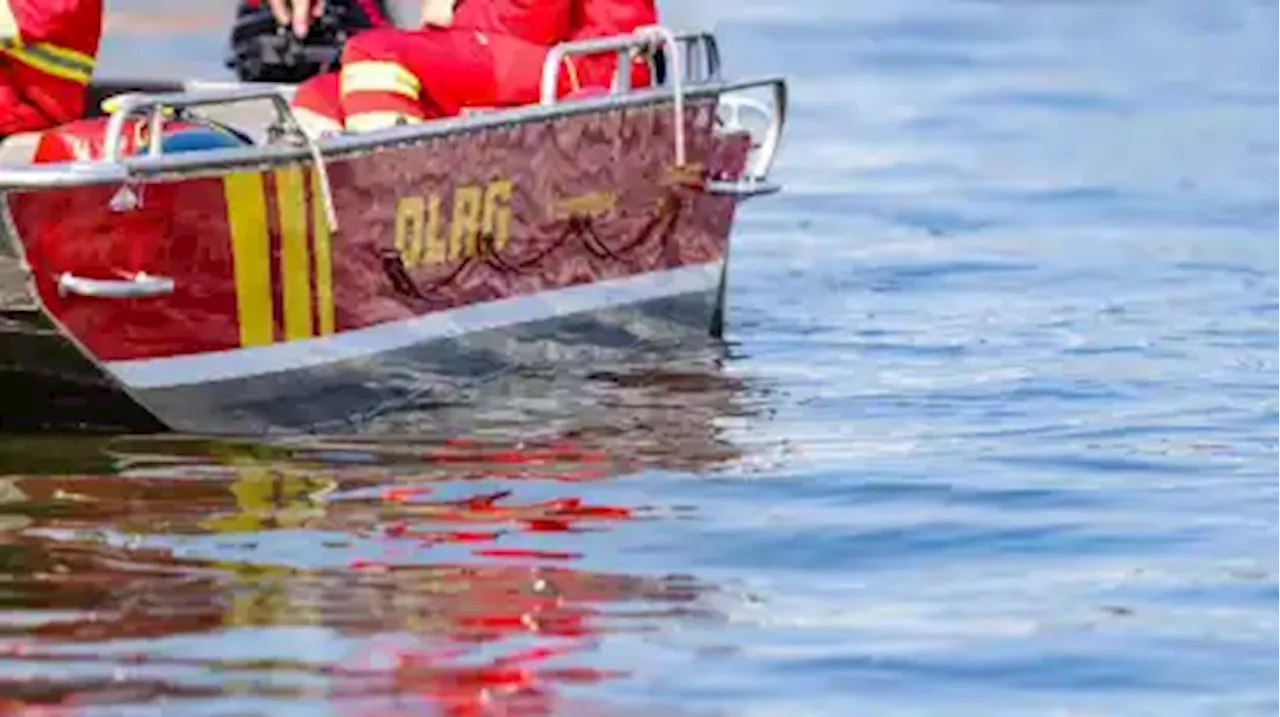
2, 0, 1276, 714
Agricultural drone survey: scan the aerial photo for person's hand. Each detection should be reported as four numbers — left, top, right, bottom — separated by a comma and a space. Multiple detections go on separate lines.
419, 0, 457, 28
266, 0, 325, 38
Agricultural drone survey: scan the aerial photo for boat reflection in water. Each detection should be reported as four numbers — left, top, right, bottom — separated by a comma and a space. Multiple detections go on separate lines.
0, 349, 765, 715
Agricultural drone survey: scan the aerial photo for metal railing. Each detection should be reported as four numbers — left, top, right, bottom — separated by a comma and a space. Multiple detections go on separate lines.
0, 29, 784, 203
539, 27, 721, 106
96, 85, 339, 230
99, 85, 295, 162
706, 78, 788, 198
540, 26, 689, 166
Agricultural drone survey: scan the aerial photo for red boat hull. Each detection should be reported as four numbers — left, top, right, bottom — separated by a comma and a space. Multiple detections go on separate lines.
4, 100, 751, 433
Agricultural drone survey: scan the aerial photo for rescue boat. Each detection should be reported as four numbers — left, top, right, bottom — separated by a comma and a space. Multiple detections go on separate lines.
0, 27, 786, 434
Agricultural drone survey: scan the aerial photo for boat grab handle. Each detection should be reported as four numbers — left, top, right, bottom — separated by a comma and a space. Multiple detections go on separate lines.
724, 78, 788, 182
100, 85, 339, 232
705, 77, 788, 199
541, 25, 687, 166
56, 271, 175, 299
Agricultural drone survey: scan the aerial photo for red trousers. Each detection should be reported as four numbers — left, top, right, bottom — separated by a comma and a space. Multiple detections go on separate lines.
289, 25, 658, 135
339, 27, 555, 130
290, 71, 344, 137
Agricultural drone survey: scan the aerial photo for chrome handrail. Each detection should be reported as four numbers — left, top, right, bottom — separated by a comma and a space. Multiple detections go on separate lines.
706, 77, 788, 198
539, 27, 720, 105
743, 78, 787, 182
97, 85, 339, 230
540, 25, 688, 166
57, 270, 174, 299
100, 85, 295, 162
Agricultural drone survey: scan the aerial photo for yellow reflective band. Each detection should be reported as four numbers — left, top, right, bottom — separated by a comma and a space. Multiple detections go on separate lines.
43, 42, 94, 69
344, 111, 424, 133
1, 42, 95, 84
341, 61, 420, 100
0, 0, 19, 44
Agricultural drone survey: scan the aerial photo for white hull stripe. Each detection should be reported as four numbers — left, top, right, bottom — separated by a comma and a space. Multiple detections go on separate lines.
104, 263, 722, 389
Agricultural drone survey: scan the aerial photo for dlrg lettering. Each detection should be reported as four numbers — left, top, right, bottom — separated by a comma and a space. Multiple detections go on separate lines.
393, 178, 514, 269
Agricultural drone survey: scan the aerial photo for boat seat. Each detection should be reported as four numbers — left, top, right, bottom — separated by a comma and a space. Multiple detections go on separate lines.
0, 133, 42, 166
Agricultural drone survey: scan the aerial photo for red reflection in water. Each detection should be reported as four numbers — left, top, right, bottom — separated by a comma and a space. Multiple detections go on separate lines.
328, 460, 653, 714
0, 361, 749, 712
335, 636, 625, 717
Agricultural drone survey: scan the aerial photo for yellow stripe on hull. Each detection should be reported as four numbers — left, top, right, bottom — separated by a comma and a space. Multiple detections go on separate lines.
223, 172, 274, 347
274, 166, 314, 341
310, 168, 336, 335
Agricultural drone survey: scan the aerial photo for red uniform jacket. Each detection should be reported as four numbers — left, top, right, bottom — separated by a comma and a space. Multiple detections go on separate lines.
572, 0, 656, 40
567, 0, 657, 90
0, 0, 102, 136
308, 0, 661, 125
452, 0, 574, 46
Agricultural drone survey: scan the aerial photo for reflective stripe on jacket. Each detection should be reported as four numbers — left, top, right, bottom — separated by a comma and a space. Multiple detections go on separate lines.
0, 0, 100, 85
0, 0, 102, 134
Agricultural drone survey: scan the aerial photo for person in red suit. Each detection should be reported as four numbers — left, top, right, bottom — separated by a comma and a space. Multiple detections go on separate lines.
287, 0, 658, 137
0, 0, 102, 137
232, 0, 394, 136
291, 69, 349, 138
228, 0, 391, 84
559, 0, 657, 93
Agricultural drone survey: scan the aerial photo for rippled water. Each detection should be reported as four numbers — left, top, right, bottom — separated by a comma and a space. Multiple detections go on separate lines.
2, 0, 1276, 714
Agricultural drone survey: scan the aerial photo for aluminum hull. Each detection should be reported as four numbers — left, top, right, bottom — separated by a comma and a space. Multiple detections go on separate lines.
0, 264, 719, 434
0, 29, 784, 435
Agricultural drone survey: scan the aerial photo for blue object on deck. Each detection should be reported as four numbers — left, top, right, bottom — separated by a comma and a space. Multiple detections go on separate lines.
134, 127, 250, 155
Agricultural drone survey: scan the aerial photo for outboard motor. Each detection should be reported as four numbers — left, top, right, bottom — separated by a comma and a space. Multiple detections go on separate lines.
225, 0, 390, 84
